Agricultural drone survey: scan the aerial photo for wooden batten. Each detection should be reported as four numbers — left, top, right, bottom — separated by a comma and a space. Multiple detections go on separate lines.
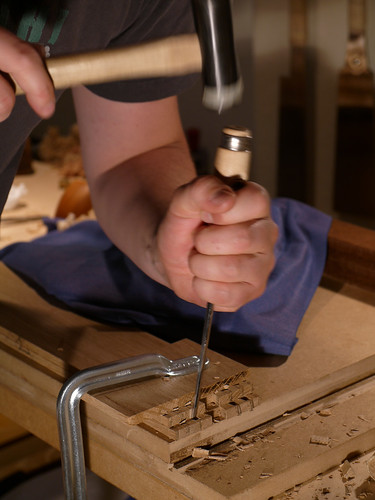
325, 219, 375, 291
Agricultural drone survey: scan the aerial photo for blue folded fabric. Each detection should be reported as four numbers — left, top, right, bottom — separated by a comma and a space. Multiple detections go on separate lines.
0, 198, 332, 356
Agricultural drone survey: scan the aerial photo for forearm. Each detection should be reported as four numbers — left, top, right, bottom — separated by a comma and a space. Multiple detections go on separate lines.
89, 139, 196, 285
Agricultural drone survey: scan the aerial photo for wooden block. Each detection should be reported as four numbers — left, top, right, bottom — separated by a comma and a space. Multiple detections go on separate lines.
172, 419, 201, 440
198, 415, 213, 431
205, 389, 231, 408
204, 381, 255, 410
234, 397, 253, 414
159, 407, 193, 428
209, 402, 241, 422
222, 402, 241, 420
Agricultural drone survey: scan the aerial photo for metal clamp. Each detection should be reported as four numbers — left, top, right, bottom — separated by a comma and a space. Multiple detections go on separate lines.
57, 353, 206, 499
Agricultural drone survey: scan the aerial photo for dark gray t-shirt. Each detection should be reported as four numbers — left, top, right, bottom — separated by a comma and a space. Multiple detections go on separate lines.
0, 0, 197, 213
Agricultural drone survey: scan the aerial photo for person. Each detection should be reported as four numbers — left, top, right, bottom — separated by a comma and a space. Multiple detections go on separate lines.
0, 0, 277, 313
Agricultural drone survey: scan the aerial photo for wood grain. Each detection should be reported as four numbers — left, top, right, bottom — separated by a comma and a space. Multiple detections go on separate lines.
0, 212, 375, 496
325, 219, 375, 291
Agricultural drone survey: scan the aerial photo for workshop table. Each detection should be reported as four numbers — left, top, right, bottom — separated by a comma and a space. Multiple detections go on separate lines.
1, 162, 375, 499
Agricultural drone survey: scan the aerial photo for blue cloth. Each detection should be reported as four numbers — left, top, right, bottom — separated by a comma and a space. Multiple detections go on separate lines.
0, 198, 332, 356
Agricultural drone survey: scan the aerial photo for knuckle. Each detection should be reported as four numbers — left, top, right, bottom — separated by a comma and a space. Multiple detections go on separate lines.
16, 41, 39, 68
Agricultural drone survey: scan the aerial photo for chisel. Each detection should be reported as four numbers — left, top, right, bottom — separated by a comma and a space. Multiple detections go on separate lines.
192, 126, 252, 418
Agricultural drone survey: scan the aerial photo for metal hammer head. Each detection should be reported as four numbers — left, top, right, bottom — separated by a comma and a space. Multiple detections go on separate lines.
192, 0, 243, 113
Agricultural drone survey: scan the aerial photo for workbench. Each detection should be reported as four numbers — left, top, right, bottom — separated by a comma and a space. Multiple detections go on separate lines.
1, 163, 375, 499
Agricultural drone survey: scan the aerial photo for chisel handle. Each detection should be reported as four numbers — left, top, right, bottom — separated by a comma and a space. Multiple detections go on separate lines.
213, 126, 252, 184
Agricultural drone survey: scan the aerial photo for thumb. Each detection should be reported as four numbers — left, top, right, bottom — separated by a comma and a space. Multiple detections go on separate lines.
170, 175, 236, 222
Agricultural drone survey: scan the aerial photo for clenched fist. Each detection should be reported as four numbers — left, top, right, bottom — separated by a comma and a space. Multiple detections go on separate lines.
156, 175, 278, 312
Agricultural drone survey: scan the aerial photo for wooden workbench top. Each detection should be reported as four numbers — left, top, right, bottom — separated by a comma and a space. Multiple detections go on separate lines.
1, 162, 375, 499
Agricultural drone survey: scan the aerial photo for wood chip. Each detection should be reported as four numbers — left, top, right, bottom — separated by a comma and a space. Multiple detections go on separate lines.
340, 460, 355, 481
232, 436, 246, 445
358, 415, 370, 422
310, 435, 330, 446
318, 408, 332, 417
192, 447, 210, 458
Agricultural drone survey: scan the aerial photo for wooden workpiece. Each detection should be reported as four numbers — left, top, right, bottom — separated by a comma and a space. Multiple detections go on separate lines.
1, 219, 375, 499
1, 162, 375, 497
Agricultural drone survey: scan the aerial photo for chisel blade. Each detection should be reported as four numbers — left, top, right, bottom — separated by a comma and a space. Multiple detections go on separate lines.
192, 302, 214, 418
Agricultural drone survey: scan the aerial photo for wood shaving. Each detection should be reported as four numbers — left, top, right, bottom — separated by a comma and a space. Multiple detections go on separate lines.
259, 471, 273, 478
207, 453, 228, 462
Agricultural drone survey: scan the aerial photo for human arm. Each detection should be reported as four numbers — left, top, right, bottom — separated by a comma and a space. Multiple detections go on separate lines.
73, 86, 277, 311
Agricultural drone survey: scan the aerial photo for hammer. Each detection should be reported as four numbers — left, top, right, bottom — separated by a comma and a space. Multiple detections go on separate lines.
16, 0, 242, 113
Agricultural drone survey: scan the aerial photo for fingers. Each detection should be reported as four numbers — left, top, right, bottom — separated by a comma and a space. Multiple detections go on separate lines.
190, 229, 276, 311
157, 175, 277, 312
192, 279, 267, 312
194, 217, 278, 256
187, 179, 277, 310
0, 27, 55, 121
0, 73, 16, 121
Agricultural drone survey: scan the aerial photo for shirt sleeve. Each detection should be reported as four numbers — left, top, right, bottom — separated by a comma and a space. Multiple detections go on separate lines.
86, 0, 200, 103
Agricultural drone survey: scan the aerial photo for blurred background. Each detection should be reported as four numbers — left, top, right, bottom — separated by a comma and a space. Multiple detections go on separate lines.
29, 0, 375, 227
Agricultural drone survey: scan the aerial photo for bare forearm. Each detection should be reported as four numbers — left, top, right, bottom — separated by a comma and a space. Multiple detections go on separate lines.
89, 140, 196, 285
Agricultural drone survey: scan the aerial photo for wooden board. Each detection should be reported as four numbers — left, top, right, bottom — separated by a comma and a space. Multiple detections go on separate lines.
185, 375, 375, 499
0, 250, 375, 493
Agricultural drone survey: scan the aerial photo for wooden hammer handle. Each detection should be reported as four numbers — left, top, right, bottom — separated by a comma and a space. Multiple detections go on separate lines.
15, 34, 201, 95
